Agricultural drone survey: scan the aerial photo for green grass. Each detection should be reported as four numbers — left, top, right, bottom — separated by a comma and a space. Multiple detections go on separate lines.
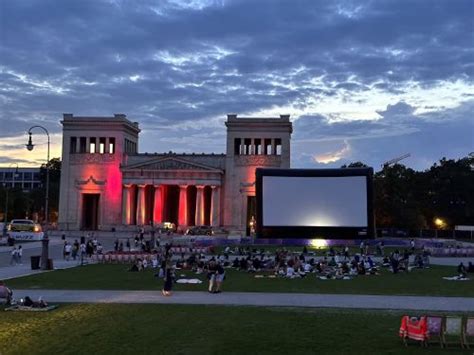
0, 304, 469, 355
6, 264, 474, 297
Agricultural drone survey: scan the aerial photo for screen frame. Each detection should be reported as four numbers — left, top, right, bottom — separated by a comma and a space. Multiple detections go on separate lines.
256, 167, 375, 239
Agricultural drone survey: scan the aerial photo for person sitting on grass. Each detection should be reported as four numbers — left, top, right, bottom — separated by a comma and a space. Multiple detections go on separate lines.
468, 262, 474, 273
341, 262, 350, 275
297, 265, 306, 278
0, 281, 13, 305
286, 265, 295, 278
357, 263, 366, 275
458, 262, 467, 278
22, 296, 48, 308
232, 257, 240, 269
239, 258, 248, 271
129, 259, 144, 272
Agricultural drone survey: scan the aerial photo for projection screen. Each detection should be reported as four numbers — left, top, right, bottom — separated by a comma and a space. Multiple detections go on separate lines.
256, 168, 374, 239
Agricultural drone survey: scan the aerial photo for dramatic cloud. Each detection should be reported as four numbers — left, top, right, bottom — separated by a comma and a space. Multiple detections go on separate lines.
0, 0, 472, 169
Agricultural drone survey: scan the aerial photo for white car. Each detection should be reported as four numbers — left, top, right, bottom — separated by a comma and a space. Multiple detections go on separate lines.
7, 219, 44, 241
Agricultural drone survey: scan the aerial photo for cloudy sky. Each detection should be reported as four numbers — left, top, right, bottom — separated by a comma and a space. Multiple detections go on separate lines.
1, 0, 473, 170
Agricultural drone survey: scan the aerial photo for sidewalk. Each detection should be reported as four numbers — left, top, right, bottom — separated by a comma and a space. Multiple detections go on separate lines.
9, 289, 474, 311
0, 260, 83, 280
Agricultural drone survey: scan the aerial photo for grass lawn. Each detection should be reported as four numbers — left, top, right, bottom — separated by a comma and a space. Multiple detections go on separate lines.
6, 264, 474, 297
0, 304, 469, 355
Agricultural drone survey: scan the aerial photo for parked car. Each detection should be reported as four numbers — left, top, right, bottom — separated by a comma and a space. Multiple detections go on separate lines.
185, 225, 214, 236
8, 219, 42, 233
6, 219, 44, 242
156, 221, 176, 233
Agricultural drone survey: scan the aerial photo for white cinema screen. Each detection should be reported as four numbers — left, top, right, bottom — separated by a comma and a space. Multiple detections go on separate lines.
256, 168, 374, 239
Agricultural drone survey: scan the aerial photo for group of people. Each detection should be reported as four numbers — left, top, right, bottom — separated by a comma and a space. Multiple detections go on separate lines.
224, 247, 380, 279
62, 234, 108, 262
0, 280, 49, 308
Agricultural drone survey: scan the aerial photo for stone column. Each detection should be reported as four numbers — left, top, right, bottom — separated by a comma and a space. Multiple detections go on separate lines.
250, 138, 255, 155
210, 186, 220, 227
271, 138, 276, 155
195, 185, 205, 226
86, 137, 90, 153
136, 184, 146, 226
178, 185, 188, 227
153, 185, 163, 225
122, 185, 132, 225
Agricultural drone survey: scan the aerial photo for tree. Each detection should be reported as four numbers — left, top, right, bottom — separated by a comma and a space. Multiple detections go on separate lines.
37, 158, 61, 223
341, 161, 369, 168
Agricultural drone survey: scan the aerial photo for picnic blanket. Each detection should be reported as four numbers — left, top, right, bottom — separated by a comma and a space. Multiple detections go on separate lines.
5, 305, 58, 312
442, 276, 470, 281
318, 276, 352, 280
176, 278, 202, 284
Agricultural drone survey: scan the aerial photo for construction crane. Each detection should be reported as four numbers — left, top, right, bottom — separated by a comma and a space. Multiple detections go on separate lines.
381, 153, 411, 168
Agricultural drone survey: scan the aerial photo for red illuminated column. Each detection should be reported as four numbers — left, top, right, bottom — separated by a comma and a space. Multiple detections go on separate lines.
178, 185, 188, 227
122, 185, 132, 225
153, 185, 163, 225
210, 185, 220, 227
195, 185, 205, 226
136, 184, 146, 226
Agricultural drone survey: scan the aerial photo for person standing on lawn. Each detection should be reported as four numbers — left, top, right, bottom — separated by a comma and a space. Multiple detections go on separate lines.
207, 260, 218, 293
215, 262, 225, 293
162, 261, 173, 296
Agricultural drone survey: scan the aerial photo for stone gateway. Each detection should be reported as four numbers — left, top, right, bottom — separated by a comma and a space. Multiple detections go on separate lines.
58, 114, 292, 234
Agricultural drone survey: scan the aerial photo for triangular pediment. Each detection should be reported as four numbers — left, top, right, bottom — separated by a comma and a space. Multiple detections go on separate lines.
123, 156, 222, 172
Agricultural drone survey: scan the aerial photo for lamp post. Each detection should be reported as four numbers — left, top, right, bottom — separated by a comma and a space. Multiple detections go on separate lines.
26, 126, 50, 270
2, 164, 19, 242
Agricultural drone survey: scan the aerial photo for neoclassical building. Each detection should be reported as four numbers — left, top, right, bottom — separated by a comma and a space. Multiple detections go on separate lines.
58, 114, 292, 234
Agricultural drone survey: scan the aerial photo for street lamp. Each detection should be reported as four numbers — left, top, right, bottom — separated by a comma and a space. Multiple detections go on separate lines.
2, 163, 19, 242
26, 126, 50, 270
434, 218, 445, 229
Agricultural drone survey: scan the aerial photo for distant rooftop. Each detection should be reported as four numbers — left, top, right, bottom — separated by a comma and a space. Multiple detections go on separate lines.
226, 114, 290, 121
61, 113, 140, 132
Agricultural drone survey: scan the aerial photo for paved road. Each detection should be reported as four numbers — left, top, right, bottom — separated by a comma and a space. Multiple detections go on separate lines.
10, 289, 474, 311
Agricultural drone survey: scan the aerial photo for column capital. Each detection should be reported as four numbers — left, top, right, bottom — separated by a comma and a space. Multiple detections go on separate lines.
210, 185, 219, 189
137, 184, 146, 188
123, 184, 133, 189
196, 185, 205, 190
179, 184, 188, 189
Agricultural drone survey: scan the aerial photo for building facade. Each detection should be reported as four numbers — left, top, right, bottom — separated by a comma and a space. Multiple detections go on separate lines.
0, 167, 41, 191
58, 114, 292, 233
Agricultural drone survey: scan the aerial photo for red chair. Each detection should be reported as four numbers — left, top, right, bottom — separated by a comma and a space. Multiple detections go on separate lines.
399, 315, 428, 347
